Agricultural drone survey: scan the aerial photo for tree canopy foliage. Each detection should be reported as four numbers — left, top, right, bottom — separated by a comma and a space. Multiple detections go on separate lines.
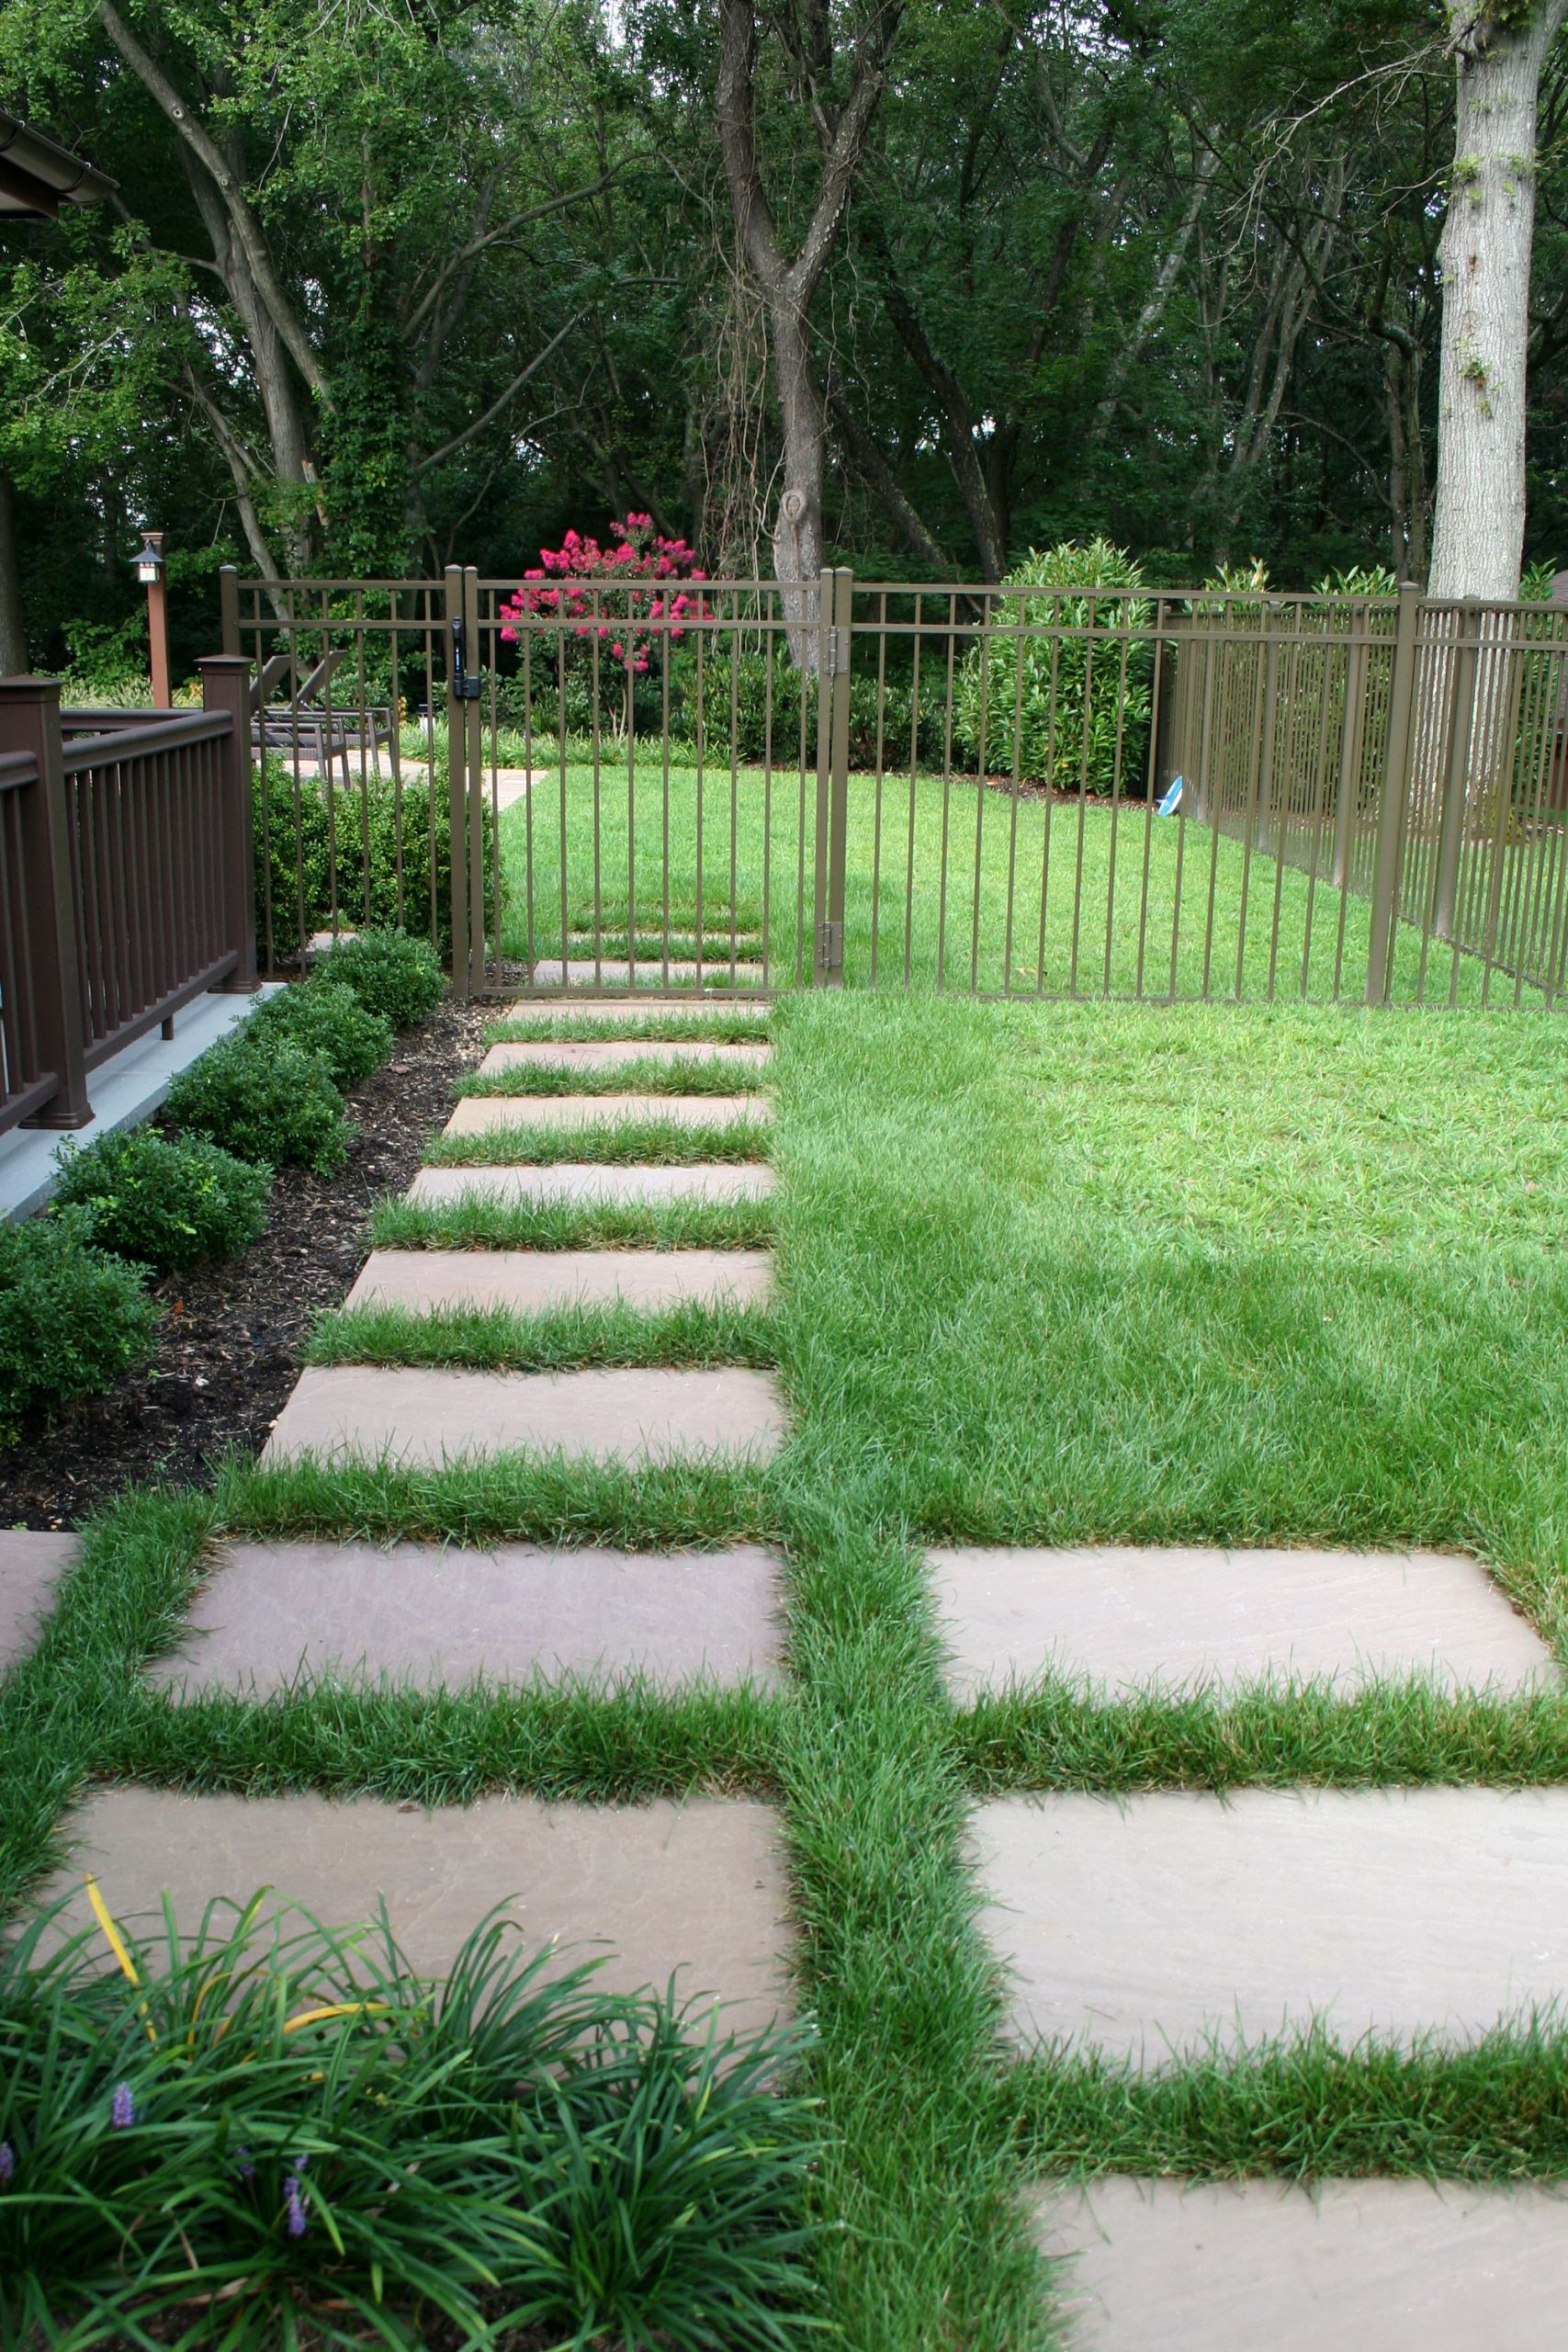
4, 0, 1567, 673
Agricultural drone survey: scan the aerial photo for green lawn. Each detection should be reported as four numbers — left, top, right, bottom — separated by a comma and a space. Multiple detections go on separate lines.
8, 992, 1568, 2346
498, 755, 1515, 1004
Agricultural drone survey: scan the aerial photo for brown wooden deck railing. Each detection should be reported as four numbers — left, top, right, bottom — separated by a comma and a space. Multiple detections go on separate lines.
0, 659, 255, 1137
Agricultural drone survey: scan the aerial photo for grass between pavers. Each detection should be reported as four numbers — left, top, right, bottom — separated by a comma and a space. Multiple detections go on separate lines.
1002, 2023, 1568, 2179
15, 989, 1568, 2346
368, 1190, 776, 1252
457, 1055, 768, 1096
484, 1007, 774, 1045
425, 1115, 772, 1166
954, 1679, 1568, 1791
304, 1299, 778, 1372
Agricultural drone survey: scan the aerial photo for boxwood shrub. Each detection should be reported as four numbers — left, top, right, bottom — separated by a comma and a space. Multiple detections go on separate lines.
0, 1209, 157, 1442
164, 1034, 351, 1175
250, 980, 393, 1090
310, 929, 446, 1029
51, 1129, 271, 1276
254, 766, 502, 965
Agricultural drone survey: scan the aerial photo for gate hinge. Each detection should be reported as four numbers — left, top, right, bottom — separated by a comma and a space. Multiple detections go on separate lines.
826, 626, 852, 677
817, 918, 843, 968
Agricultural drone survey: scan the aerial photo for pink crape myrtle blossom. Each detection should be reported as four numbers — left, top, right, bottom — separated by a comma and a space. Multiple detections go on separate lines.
498, 514, 706, 674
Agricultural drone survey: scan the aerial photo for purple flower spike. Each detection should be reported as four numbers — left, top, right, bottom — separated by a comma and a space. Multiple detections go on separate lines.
235, 2144, 255, 2182
284, 2170, 308, 2240
110, 2085, 135, 2132
0, 2143, 14, 2185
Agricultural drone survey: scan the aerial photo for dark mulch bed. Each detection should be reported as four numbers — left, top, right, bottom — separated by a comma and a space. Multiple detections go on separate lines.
0, 993, 490, 1532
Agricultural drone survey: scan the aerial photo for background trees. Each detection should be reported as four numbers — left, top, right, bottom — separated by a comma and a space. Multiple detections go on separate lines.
3, 0, 1567, 672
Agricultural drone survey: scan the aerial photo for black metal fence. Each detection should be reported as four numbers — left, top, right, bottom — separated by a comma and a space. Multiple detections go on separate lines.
221, 566, 1568, 1010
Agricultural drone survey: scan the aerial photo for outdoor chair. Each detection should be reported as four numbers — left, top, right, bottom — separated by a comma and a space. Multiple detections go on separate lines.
250, 649, 398, 784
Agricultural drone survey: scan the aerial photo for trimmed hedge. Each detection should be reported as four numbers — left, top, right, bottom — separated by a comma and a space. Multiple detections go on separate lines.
310, 929, 445, 1029
250, 981, 393, 1091
0, 1210, 157, 1441
51, 1130, 271, 1276
164, 1034, 351, 1175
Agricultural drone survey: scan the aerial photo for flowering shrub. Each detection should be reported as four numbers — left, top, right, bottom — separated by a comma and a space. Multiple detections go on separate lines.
499, 514, 705, 677
954, 539, 1154, 795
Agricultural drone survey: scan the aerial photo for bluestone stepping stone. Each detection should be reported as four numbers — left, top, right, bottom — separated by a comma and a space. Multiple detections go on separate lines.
502, 996, 770, 1021
529, 959, 767, 987
152, 1539, 784, 1694
264, 1364, 785, 1466
932, 1545, 1558, 1699
0, 1530, 75, 1669
974, 1786, 1568, 2061
344, 1248, 773, 1314
407, 1163, 776, 1206
445, 1092, 770, 1136
479, 1039, 771, 1075
1035, 2177, 1568, 2351
38, 1788, 790, 2036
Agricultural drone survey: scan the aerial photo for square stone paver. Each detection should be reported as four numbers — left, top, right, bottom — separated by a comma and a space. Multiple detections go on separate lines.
446, 1092, 771, 1136
1036, 2177, 1568, 2351
932, 1546, 1558, 1699
0, 1530, 75, 1668
479, 1040, 771, 1076
974, 1786, 1568, 2060
407, 1164, 777, 1206
37, 1789, 790, 2035
264, 1365, 786, 1466
344, 1248, 773, 1316
151, 1540, 785, 1693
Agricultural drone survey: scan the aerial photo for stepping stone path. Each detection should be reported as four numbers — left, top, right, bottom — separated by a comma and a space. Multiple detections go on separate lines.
954, 1540, 1568, 2339
0, 1530, 75, 1670
479, 1039, 772, 1074
40, 1789, 789, 2038
152, 1540, 784, 1694
40, 995, 789, 2041
529, 958, 767, 988
933, 1544, 1559, 1698
344, 1247, 773, 1314
1035, 2178, 1568, 2351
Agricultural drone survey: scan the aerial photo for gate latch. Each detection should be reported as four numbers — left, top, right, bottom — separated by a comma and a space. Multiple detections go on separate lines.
817, 919, 843, 968
449, 616, 484, 702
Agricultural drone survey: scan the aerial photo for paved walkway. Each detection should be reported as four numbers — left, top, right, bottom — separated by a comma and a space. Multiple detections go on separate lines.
944, 1539, 1568, 2343
28, 992, 789, 2034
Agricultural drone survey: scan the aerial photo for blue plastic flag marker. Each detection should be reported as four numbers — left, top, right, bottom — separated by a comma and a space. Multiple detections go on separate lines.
1156, 775, 1184, 816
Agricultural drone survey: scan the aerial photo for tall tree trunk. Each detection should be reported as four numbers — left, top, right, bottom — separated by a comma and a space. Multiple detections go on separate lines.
0, 473, 28, 674
1429, 0, 1567, 598
716, 0, 903, 662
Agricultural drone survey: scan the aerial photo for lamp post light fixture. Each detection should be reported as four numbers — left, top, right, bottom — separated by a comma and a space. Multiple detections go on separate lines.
136, 528, 171, 707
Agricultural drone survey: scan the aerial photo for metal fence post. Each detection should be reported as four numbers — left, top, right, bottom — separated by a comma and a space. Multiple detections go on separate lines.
219, 564, 241, 658
200, 654, 259, 992
1365, 580, 1421, 1005
825, 567, 852, 985
463, 565, 485, 999
811, 567, 847, 986
1431, 599, 1479, 943
0, 677, 90, 1126
443, 563, 471, 1001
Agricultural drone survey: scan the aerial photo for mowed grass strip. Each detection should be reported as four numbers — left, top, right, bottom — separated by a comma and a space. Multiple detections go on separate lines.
1003, 2022, 1568, 2181
426, 1115, 772, 1167
953, 1679, 1568, 1792
457, 1055, 768, 1097
485, 1009, 773, 1046
113, 1677, 781, 1806
368, 1192, 775, 1254
212, 1453, 778, 1552
304, 1299, 778, 1374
